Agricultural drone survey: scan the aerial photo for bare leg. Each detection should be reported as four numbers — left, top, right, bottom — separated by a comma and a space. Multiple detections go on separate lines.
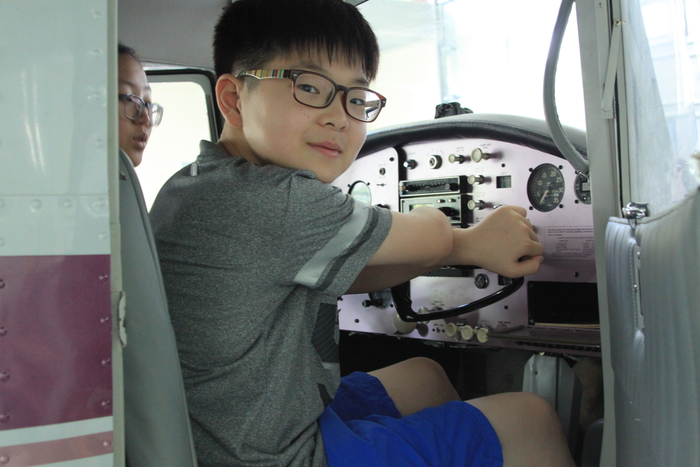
467, 392, 577, 467
369, 357, 460, 416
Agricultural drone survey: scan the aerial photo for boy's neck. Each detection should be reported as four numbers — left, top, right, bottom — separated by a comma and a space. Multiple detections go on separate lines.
217, 125, 258, 164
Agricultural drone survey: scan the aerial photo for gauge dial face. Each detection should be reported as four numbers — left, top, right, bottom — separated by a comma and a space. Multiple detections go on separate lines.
527, 163, 565, 212
574, 173, 592, 204
348, 181, 372, 205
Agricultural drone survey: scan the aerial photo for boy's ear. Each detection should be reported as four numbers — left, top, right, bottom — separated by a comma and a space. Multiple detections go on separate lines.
216, 74, 245, 128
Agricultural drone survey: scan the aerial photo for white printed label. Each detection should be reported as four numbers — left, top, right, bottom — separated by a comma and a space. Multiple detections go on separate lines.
545, 227, 595, 261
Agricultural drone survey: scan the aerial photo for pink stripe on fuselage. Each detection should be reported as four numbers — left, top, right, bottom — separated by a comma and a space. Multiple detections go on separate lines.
0, 255, 112, 430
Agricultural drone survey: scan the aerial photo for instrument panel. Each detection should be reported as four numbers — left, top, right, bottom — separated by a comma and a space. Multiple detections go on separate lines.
334, 115, 600, 356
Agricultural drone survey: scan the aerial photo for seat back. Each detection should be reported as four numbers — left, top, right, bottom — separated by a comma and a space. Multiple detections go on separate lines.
605, 188, 700, 466
119, 150, 198, 467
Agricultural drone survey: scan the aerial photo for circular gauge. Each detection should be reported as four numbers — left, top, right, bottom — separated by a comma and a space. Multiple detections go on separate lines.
574, 173, 592, 204
527, 163, 565, 212
348, 181, 371, 205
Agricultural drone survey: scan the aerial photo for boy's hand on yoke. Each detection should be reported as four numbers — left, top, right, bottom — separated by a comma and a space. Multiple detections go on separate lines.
447, 205, 544, 278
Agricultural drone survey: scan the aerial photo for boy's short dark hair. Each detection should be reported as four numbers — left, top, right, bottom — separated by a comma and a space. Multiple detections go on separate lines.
213, 0, 379, 81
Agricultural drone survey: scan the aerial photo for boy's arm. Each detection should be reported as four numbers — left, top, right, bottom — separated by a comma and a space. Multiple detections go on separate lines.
346, 205, 544, 294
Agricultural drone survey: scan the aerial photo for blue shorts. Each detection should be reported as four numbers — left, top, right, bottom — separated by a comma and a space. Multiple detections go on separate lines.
318, 372, 503, 467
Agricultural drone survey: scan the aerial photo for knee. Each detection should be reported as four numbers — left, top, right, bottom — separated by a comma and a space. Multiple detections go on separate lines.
405, 357, 449, 382
515, 392, 563, 430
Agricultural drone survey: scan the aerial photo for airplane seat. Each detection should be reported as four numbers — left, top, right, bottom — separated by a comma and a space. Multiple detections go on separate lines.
580, 417, 604, 467
119, 149, 198, 467
606, 187, 700, 466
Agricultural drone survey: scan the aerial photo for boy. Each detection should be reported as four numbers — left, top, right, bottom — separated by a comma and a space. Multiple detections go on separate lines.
150, 0, 577, 466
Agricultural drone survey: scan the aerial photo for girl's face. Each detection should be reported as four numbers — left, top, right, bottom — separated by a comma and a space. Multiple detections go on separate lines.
118, 55, 152, 167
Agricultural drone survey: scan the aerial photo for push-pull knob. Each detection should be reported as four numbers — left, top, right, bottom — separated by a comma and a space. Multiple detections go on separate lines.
467, 199, 486, 210
471, 148, 491, 163
448, 154, 467, 164
467, 174, 485, 185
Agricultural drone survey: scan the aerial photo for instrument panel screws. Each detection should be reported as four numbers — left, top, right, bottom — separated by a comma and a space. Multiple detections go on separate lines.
99, 274, 109, 281
101, 358, 111, 367
101, 400, 112, 409
0, 413, 9, 423
0, 372, 9, 382
0, 455, 9, 464
100, 316, 111, 325
0, 280, 4, 289
0, 328, 6, 337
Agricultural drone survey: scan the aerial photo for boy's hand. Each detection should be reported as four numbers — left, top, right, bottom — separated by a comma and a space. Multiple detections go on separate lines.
447, 206, 544, 278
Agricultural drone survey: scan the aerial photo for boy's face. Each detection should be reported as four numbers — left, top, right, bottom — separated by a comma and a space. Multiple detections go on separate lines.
235, 52, 370, 183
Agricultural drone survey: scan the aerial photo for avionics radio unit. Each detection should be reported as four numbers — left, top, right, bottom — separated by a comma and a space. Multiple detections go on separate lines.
399, 177, 473, 227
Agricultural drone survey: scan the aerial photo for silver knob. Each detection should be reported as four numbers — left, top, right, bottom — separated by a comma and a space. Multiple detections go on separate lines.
471, 148, 490, 163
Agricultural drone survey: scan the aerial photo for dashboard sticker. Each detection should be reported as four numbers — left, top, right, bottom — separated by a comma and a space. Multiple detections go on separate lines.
545, 227, 595, 261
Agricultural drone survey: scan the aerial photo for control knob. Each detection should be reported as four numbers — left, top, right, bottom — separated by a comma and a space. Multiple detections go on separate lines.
393, 312, 417, 334
428, 155, 442, 169
476, 326, 491, 343
467, 174, 485, 185
471, 148, 491, 163
445, 322, 459, 338
467, 199, 486, 210
403, 159, 417, 169
448, 154, 468, 164
460, 325, 474, 341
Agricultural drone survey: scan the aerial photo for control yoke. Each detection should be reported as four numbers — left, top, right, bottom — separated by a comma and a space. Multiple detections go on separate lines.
391, 276, 524, 322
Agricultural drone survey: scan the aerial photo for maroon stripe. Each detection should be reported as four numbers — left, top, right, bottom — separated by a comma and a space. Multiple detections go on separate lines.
0, 431, 113, 466
0, 255, 112, 430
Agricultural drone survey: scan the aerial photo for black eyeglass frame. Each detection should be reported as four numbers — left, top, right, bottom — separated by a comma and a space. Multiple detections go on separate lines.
237, 69, 387, 123
118, 93, 163, 126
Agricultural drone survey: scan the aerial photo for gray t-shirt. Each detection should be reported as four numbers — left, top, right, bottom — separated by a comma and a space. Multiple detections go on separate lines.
150, 141, 392, 467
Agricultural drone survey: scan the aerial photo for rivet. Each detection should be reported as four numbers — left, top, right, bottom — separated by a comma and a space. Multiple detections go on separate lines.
89, 49, 102, 57
102, 440, 112, 448
62, 199, 73, 209
0, 454, 9, 464
87, 90, 102, 101
0, 372, 9, 382
101, 358, 111, 367
0, 413, 10, 423
0, 280, 5, 289
99, 274, 109, 281
98, 233, 108, 241
31, 199, 42, 210
94, 139, 104, 148
100, 316, 110, 325
101, 399, 111, 409
93, 10, 103, 18
0, 327, 6, 337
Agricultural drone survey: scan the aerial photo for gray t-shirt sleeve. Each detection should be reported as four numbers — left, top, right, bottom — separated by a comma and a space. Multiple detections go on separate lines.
271, 170, 392, 297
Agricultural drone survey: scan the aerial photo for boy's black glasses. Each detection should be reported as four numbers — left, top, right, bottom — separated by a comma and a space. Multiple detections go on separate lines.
238, 69, 386, 123
118, 93, 164, 127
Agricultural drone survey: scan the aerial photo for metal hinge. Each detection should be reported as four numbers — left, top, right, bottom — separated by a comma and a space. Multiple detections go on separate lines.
622, 202, 649, 229
601, 19, 623, 117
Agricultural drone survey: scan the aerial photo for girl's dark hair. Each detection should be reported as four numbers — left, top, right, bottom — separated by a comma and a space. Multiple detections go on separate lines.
213, 0, 379, 80
118, 42, 139, 61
